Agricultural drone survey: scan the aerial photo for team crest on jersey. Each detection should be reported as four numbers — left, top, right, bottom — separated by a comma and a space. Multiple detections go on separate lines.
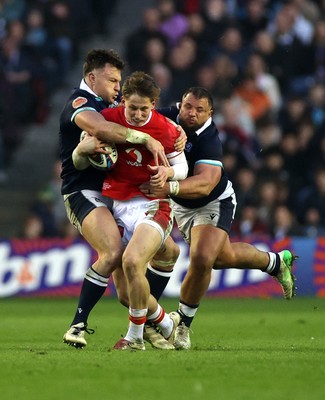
185, 142, 192, 152
72, 96, 88, 109
126, 148, 142, 166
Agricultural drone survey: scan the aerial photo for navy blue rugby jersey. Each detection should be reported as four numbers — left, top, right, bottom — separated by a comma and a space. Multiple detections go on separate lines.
158, 106, 229, 208
59, 82, 118, 195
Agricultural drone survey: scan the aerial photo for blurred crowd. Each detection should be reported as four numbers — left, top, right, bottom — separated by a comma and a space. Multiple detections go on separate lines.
123, 0, 325, 241
0, 0, 116, 180
16, 0, 325, 240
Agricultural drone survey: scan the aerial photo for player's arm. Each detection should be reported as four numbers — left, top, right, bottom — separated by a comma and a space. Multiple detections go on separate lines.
72, 131, 113, 170
168, 151, 188, 180
75, 110, 169, 166
72, 131, 108, 170
141, 161, 221, 198
146, 151, 188, 189
171, 162, 222, 198
72, 144, 90, 170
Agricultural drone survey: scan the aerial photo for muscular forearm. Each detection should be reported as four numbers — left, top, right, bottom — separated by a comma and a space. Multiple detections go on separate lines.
172, 164, 221, 198
72, 146, 90, 170
141, 165, 220, 199
151, 177, 214, 198
174, 176, 215, 198
75, 111, 150, 145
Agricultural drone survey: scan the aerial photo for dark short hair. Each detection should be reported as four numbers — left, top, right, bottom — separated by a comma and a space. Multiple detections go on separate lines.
122, 71, 160, 101
182, 87, 214, 111
83, 49, 125, 76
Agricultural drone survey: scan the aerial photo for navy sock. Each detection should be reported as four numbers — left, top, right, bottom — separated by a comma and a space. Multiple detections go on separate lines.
71, 278, 107, 325
146, 266, 172, 301
178, 301, 200, 328
269, 253, 281, 277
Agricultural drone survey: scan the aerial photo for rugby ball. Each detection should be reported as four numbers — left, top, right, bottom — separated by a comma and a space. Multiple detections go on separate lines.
80, 131, 118, 171
88, 144, 118, 170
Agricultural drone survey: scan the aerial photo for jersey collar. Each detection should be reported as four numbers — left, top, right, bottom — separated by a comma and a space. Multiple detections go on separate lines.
196, 117, 212, 135
79, 79, 103, 101
124, 109, 153, 126
176, 111, 212, 136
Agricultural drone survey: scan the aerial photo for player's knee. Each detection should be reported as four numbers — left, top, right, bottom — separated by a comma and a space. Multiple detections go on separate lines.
190, 252, 215, 272
122, 252, 142, 278
98, 249, 122, 274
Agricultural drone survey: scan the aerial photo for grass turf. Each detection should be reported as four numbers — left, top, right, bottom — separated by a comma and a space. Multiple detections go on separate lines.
1, 296, 324, 400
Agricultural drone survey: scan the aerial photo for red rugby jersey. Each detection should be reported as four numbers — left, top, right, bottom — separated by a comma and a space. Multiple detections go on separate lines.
101, 107, 180, 200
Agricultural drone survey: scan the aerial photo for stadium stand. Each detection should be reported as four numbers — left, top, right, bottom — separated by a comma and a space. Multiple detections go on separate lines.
1, 0, 325, 240
0, 0, 145, 237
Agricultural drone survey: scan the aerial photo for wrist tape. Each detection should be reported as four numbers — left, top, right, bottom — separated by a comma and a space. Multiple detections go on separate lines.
169, 181, 180, 196
126, 128, 149, 144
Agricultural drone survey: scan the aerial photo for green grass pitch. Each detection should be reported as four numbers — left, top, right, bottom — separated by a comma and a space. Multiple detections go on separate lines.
1, 296, 325, 400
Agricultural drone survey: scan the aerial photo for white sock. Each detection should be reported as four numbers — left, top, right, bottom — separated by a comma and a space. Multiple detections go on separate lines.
265, 252, 276, 274
179, 302, 198, 318
147, 304, 173, 339
125, 307, 147, 342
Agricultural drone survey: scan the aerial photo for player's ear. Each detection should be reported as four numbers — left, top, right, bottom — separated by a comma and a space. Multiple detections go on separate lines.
88, 72, 95, 83
121, 96, 125, 105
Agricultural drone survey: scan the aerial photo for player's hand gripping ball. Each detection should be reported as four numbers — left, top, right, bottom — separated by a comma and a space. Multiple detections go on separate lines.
80, 131, 118, 170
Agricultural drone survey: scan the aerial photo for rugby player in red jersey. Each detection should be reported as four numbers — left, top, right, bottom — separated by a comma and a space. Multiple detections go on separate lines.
100, 71, 188, 350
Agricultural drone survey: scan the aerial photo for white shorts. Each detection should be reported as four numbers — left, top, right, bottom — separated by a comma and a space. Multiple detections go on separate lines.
172, 189, 237, 244
112, 197, 174, 247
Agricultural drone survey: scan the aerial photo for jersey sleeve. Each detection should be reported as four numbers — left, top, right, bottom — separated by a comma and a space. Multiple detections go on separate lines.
196, 132, 223, 163
70, 93, 100, 125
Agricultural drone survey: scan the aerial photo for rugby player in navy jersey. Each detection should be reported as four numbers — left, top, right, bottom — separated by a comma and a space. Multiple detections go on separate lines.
140, 87, 297, 350
61, 49, 186, 349
60, 49, 178, 348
